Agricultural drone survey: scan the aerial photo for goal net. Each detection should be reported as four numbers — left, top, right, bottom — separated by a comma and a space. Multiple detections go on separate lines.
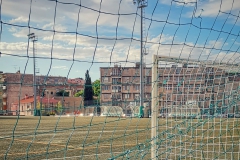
0, 0, 240, 160
100, 106, 123, 117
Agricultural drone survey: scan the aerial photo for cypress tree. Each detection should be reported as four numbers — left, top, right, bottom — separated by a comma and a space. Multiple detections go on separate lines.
84, 70, 93, 105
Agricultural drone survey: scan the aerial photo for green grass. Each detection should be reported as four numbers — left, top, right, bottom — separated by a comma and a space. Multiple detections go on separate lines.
0, 116, 239, 160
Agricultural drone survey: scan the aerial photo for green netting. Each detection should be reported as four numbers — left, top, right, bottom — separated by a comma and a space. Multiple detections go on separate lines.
1, 0, 240, 160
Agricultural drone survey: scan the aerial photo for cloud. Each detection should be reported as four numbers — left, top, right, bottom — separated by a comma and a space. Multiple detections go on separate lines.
160, 0, 196, 6
52, 65, 68, 70
160, 0, 240, 19
2, 0, 240, 70
2, 0, 139, 32
9, 16, 28, 23
190, 0, 240, 18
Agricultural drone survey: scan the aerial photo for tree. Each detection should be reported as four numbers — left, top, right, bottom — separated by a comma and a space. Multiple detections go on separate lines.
74, 90, 84, 97
92, 79, 100, 97
57, 101, 63, 113
83, 70, 93, 102
56, 90, 69, 97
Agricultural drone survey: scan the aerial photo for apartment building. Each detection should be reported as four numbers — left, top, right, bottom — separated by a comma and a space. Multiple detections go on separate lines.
100, 63, 240, 115
0, 72, 7, 114
100, 63, 152, 110
158, 65, 228, 114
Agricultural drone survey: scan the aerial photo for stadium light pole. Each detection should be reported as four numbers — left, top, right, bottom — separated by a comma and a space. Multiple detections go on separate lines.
28, 33, 38, 116
133, 0, 147, 118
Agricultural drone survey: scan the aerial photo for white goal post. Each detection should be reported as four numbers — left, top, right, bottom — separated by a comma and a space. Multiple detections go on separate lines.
150, 54, 235, 159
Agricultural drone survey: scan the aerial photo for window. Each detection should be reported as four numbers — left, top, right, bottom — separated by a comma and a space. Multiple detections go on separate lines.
177, 95, 181, 100
188, 95, 193, 100
176, 68, 181, 74
136, 69, 139, 75
51, 92, 53, 95
112, 68, 120, 76
164, 85, 172, 90
112, 86, 121, 92
187, 69, 191, 73
195, 84, 200, 90
145, 93, 151, 98
146, 69, 151, 76
134, 85, 140, 90
134, 94, 139, 99
145, 86, 149, 92
112, 78, 120, 84
102, 77, 108, 83
103, 94, 110, 99
112, 86, 117, 91
124, 94, 130, 99
112, 94, 121, 99
146, 77, 151, 84
187, 85, 193, 89
124, 85, 130, 90
124, 77, 130, 83
133, 77, 140, 83
166, 94, 171, 100
197, 76, 202, 80
174, 76, 180, 81
176, 86, 181, 92
102, 85, 110, 90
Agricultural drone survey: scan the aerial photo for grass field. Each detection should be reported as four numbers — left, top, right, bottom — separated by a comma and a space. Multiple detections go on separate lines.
0, 116, 239, 160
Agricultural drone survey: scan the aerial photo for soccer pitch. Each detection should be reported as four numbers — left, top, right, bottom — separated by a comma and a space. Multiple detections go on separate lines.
0, 116, 239, 160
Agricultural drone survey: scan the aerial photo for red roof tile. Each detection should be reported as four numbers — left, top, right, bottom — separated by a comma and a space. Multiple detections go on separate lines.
18, 96, 59, 104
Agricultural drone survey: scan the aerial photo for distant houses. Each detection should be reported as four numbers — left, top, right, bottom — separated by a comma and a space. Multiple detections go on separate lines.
0, 71, 84, 115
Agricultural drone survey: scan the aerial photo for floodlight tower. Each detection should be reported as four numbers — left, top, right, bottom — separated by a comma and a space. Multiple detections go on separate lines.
133, 0, 147, 118
28, 33, 38, 116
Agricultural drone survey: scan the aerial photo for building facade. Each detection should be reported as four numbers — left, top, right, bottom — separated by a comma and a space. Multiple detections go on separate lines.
100, 63, 239, 116
2, 72, 84, 115
100, 63, 152, 115
158, 66, 228, 115
0, 72, 7, 114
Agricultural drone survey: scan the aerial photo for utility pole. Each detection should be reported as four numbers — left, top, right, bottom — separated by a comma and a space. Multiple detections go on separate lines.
133, 0, 147, 117
28, 33, 38, 116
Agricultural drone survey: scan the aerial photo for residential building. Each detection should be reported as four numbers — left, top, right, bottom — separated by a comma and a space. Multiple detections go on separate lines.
11, 95, 59, 116
100, 63, 152, 115
158, 65, 227, 115
67, 78, 85, 85
0, 72, 7, 114
2, 72, 84, 114
100, 63, 240, 116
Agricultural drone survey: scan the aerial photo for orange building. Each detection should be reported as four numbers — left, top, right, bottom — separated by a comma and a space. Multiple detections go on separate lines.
11, 95, 59, 116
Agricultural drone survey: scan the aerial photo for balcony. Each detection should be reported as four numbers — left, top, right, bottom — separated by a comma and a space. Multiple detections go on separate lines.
112, 82, 121, 85
112, 90, 121, 93
110, 72, 122, 77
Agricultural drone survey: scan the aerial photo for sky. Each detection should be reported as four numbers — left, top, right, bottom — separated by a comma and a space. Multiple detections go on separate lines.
0, 0, 240, 81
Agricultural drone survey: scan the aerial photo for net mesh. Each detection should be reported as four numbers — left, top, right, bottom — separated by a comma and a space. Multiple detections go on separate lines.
0, 0, 240, 159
